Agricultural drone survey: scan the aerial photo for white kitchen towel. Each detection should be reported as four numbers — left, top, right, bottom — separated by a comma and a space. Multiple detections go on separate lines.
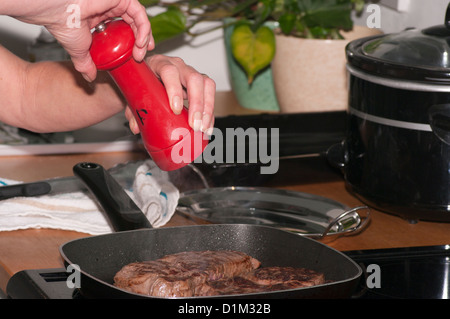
0, 160, 179, 235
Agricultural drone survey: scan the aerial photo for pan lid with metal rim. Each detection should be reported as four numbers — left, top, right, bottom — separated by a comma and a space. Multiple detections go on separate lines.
177, 187, 370, 240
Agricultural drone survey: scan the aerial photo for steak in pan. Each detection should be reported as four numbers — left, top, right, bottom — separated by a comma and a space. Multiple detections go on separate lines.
114, 250, 261, 297
114, 250, 326, 297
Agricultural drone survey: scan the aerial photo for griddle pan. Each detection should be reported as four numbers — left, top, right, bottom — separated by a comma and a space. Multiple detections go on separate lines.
60, 162, 362, 299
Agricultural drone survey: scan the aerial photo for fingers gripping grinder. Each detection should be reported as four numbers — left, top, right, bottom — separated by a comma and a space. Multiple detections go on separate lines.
89, 20, 208, 171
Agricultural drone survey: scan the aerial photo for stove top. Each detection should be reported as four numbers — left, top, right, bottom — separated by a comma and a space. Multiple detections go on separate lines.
6, 268, 77, 299
4, 112, 448, 299
5, 245, 450, 299
346, 244, 450, 299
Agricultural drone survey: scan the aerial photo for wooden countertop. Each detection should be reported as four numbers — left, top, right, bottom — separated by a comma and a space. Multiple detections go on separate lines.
2, 91, 450, 295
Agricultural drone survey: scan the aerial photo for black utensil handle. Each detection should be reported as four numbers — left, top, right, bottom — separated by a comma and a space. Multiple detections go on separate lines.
73, 162, 152, 231
0, 182, 51, 200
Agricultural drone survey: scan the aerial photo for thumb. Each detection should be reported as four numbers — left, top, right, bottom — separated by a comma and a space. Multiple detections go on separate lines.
71, 52, 98, 82
47, 26, 98, 82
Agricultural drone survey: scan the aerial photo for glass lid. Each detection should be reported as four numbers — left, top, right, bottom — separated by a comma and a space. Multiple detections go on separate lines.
346, 4, 450, 83
362, 29, 450, 69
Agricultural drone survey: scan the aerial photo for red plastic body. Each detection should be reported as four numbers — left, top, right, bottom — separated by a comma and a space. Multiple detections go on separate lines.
89, 20, 207, 171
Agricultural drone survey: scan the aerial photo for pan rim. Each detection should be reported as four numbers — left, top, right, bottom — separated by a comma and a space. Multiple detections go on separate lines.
60, 224, 363, 299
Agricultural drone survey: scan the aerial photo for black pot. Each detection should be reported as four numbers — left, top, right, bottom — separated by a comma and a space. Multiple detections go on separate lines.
331, 4, 450, 222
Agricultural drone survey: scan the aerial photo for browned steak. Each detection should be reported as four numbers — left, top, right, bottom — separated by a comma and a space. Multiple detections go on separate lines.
199, 267, 326, 296
113, 250, 261, 297
198, 277, 268, 296
242, 266, 326, 287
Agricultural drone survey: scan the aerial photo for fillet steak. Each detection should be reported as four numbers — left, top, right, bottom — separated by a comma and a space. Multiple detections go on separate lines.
199, 267, 326, 296
242, 266, 325, 287
114, 250, 326, 297
113, 250, 261, 297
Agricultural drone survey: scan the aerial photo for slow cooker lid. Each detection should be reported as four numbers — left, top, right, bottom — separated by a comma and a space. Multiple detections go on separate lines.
362, 29, 450, 69
347, 4, 450, 83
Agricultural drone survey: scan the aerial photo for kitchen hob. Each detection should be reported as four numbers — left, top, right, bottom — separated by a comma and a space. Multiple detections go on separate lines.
346, 244, 450, 299
3, 111, 450, 299
5, 244, 450, 299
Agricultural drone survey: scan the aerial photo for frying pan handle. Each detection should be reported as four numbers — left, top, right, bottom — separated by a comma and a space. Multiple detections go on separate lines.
73, 162, 152, 231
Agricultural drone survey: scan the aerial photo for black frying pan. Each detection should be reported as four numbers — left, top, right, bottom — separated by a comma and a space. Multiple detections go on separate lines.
60, 162, 362, 299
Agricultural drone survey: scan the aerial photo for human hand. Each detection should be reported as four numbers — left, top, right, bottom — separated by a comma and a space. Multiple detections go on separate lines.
126, 55, 216, 135
3, 0, 153, 82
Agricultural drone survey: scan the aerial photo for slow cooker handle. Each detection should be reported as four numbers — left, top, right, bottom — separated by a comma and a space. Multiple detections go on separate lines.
429, 104, 450, 146
422, 2, 450, 35
326, 142, 347, 172
446, 2, 450, 29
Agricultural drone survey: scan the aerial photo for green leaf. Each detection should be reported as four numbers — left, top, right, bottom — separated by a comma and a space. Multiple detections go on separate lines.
231, 0, 259, 16
300, 0, 353, 31
149, 7, 187, 44
252, 0, 276, 28
308, 26, 340, 39
278, 12, 296, 34
352, 0, 366, 14
230, 24, 275, 84
138, 0, 159, 7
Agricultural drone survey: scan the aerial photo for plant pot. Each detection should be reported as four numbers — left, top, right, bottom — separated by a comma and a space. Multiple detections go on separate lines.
272, 26, 381, 113
223, 20, 280, 112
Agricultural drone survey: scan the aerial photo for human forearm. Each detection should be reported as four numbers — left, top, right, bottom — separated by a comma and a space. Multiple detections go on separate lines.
0, 45, 125, 133
0, 0, 152, 81
0, 1, 58, 20
22, 61, 125, 133
0, 45, 215, 134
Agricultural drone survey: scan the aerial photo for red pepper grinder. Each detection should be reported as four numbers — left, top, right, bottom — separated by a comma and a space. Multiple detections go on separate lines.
89, 19, 208, 171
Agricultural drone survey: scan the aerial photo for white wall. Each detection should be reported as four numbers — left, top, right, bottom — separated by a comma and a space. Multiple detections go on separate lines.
353, 0, 448, 33
0, 0, 449, 91
0, 15, 41, 60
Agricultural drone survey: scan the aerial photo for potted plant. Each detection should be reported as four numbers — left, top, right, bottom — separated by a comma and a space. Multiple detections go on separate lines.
141, 0, 376, 112
265, 0, 381, 113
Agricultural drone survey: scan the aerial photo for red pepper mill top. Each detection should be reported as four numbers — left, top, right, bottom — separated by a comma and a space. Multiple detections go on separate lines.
90, 19, 208, 171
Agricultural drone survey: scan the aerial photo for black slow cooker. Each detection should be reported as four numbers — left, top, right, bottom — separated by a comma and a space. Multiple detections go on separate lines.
330, 4, 450, 222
